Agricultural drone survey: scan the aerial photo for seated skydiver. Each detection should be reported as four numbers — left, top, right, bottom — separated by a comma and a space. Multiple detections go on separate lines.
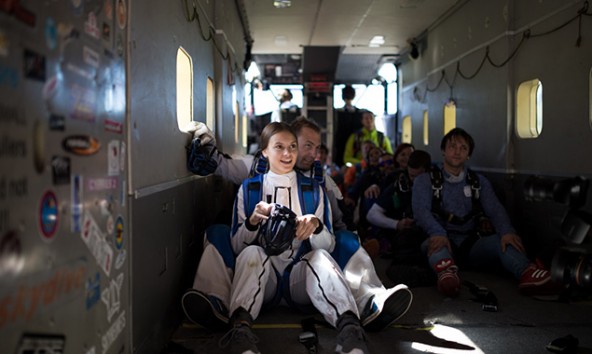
181, 117, 412, 333
220, 122, 366, 353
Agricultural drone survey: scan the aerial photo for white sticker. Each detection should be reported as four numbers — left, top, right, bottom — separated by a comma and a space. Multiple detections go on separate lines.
108, 140, 120, 176
464, 185, 472, 197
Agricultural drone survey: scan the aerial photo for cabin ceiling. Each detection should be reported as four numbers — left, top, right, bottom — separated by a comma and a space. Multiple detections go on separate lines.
243, 0, 460, 84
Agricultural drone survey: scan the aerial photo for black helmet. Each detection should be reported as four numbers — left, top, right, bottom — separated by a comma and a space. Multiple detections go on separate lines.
186, 138, 218, 176
257, 204, 297, 256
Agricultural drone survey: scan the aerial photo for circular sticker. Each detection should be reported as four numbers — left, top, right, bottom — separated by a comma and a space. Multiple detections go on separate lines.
114, 216, 124, 249
39, 191, 59, 240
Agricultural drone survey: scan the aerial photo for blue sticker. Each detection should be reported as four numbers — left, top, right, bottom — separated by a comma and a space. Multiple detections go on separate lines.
71, 175, 83, 233
45, 17, 57, 50
39, 191, 58, 240
86, 272, 101, 309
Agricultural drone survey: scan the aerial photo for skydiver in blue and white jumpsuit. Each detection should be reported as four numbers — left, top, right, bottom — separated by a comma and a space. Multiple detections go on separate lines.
182, 118, 412, 342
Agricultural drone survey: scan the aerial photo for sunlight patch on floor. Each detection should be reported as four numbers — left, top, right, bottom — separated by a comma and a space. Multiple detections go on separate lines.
411, 324, 485, 353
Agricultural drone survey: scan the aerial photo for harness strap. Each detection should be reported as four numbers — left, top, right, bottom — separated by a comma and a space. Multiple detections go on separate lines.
430, 167, 483, 225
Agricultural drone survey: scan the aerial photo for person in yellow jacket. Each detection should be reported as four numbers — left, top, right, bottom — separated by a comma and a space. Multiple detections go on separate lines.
343, 110, 393, 165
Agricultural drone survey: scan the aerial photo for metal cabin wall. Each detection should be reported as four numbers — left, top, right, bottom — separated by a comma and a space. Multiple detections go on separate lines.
399, 0, 592, 175
0, 1, 130, 354
398, 0, 592, 261
128, 1, 247, 352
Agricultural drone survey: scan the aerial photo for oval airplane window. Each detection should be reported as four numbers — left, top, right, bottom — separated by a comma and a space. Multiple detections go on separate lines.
176, 46, 193, 132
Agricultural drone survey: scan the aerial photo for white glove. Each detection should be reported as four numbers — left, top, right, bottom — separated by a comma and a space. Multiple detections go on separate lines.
183, 121, 215, 146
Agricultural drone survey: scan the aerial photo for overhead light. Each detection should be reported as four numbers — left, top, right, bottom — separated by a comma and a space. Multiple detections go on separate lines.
369, 35, 385, 47
274, 35, 288, 46
274, 0, 291, 8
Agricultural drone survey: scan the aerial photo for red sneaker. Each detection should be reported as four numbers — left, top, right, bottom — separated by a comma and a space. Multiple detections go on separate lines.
519, 263, 555, 295
434, 259, 461, 297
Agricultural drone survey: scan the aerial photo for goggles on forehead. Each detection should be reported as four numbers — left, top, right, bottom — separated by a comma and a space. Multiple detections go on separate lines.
379, 159, 394, 167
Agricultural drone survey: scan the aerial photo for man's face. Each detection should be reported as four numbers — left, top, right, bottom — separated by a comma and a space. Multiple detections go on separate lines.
296, 127, 321, 171
443, 136, 470, 170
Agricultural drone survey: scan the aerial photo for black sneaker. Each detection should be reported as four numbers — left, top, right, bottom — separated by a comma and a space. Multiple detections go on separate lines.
219, 325, 261, 354
181, 289, 229, 331
361, 284, 413, 332
335, 324, 369, 354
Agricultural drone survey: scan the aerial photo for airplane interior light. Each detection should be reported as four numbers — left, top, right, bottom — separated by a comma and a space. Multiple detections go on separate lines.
273, 0, 291, 9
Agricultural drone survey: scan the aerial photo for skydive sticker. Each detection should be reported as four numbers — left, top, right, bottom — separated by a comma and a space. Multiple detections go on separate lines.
39, 191, 58, 240
62, 135, 101, 155
114, 216, 123, 249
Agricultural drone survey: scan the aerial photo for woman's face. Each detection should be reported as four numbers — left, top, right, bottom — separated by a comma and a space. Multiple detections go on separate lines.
396, 147, 414, 169
262, 131, 298, 174
367, 147, 381, 166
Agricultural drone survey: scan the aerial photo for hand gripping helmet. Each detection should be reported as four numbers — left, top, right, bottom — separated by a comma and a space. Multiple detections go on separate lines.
186, 138, 219, 176
257, 204, 297, 256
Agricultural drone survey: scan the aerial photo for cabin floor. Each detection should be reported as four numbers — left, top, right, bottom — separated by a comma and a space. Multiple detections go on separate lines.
165, 258, 592, 354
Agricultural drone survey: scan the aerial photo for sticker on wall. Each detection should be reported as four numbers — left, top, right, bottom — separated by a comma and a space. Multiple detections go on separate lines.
71, 175, 83, 233
101, 272, 123, 322
24, 49, 46, 81
83, 46, 100, 68
87, 177, 117, 192
0, 1, 35, 27
81, 212, 113, 276
63, 135, 101, 155
33, 120, 46, 174
99, 198, 112, 216
102, 311, 125, 353
114, 249, 126, 270
116, 0, 126, 29
114, 216, 123, 250
17, 333, 65, 354
48, 114, 65, 131
102, 22, 111, 44
51, 156, 71, 185
84, 12, 100, 39
106, 214, 114, 235
45, 17, 57, 50
108, 140, 119, 176
0, 29, 9, 56
0, 231, 23, 277
119, 141, 125, 172
85, 272, 101, 309
39, 190, 58, 241
71, 0, 83, 16
104, 0, 113, 20
0, 62, 18, 88
104, 118, 122, 134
